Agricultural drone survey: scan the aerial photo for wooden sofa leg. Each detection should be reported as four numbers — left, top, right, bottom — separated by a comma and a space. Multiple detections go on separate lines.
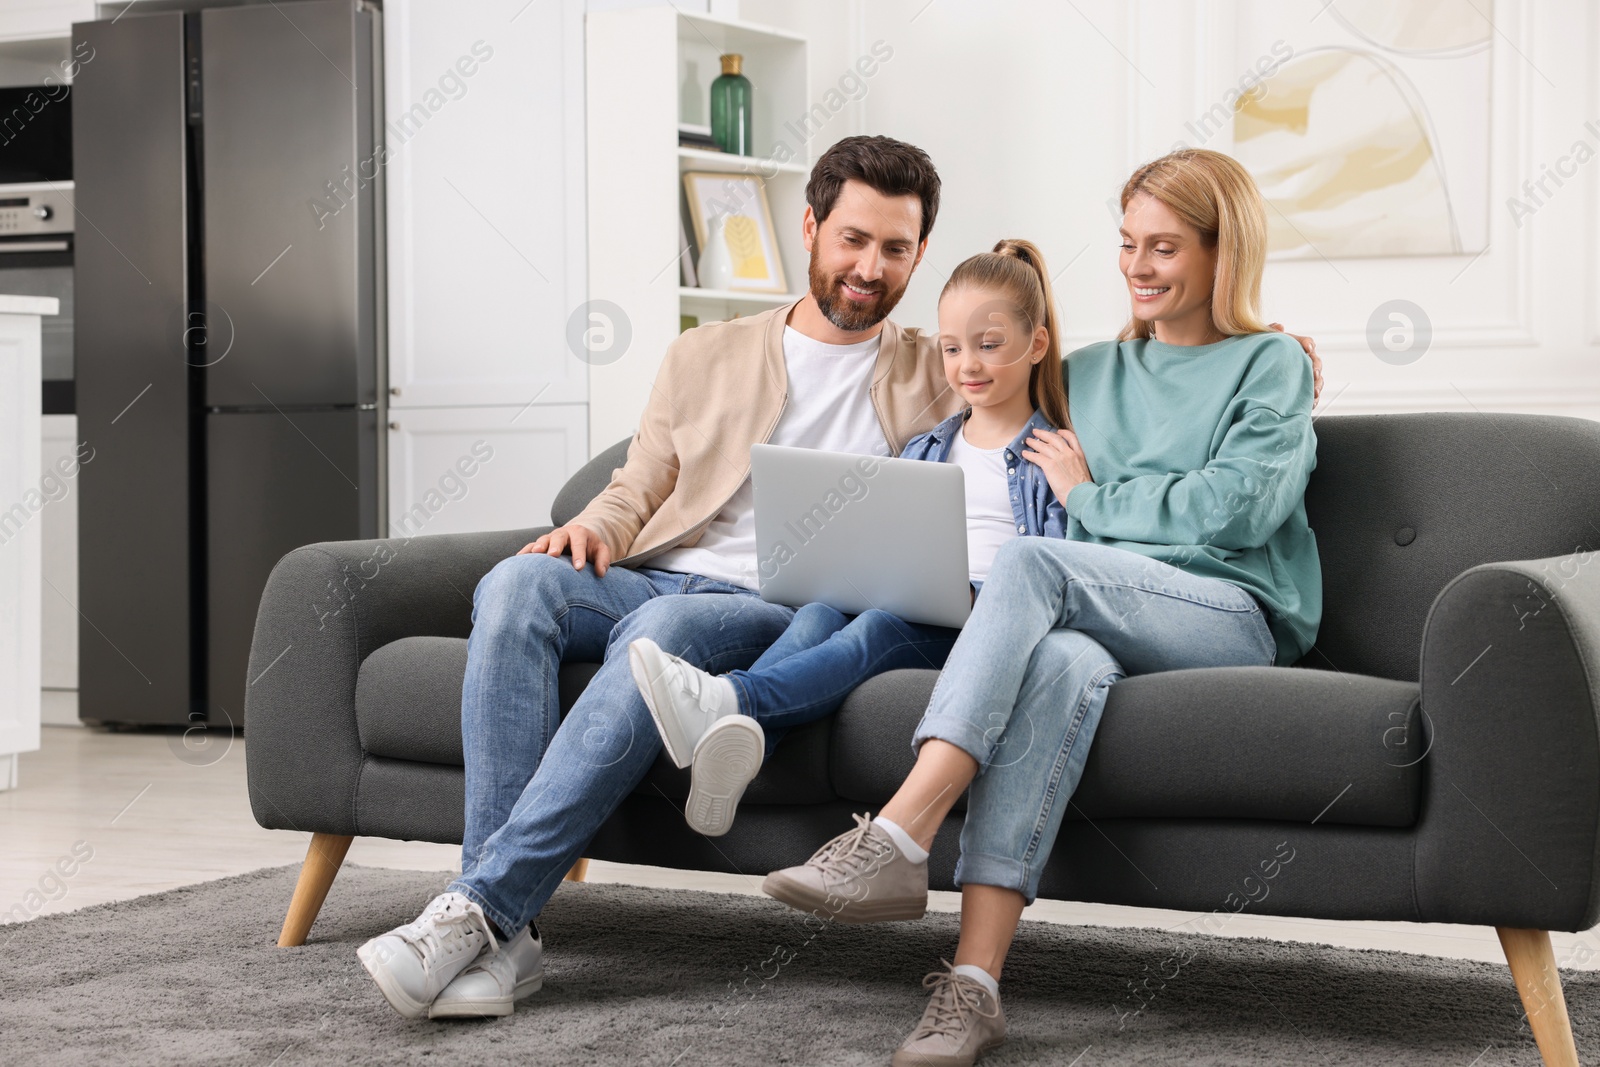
1497, 927, 1580, 1067
564, 858, 590, 883
278, 833, 354, 947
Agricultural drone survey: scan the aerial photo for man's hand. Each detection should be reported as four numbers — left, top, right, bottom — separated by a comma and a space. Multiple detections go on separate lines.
1023, 427, 1094, 504
518, 523, 613, 577
1269, 323, 1323, 403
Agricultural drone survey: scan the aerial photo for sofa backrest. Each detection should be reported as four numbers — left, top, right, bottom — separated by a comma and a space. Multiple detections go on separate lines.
551, 437, 632, 529
552, 413, 1600, 683
1304, 412, 1600, 680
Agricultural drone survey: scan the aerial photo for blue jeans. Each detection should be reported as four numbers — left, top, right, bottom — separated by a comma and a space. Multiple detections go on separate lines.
726, 604, 961, 756
448, 553, 796, 936
912, 537, 1278, 903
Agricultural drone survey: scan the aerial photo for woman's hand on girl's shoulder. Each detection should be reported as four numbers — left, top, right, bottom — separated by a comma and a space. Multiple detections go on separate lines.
1268, 323, 1322, 403
1023, 427, 1094, 503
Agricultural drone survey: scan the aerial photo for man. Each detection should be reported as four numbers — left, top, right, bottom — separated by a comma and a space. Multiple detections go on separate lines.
358, 135, 957, 1020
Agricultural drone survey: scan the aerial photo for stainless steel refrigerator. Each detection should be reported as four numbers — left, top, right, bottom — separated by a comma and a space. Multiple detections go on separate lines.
73, 1, 385, 727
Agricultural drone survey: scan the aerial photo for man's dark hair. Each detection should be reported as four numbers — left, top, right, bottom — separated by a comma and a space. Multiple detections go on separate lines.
806, 135, 941, 244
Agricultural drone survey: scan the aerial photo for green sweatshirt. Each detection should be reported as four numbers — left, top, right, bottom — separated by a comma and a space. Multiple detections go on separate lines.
1063, 332, 1321, 664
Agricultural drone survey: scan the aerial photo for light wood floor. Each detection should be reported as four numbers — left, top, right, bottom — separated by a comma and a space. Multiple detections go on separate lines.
3, 725, 1595, 972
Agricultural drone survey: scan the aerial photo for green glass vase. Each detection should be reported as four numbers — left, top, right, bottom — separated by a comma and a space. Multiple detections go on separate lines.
710, 53, 753, 156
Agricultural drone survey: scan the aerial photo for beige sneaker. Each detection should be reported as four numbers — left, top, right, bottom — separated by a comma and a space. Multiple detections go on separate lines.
891, 962, 1007, 1067
761, 813, 927, 923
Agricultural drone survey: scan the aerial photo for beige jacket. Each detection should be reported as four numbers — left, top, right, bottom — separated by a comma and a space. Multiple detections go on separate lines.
572, 301, 959, 566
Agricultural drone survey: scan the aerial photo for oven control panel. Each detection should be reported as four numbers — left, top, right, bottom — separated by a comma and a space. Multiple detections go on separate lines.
0, 182, 75, 241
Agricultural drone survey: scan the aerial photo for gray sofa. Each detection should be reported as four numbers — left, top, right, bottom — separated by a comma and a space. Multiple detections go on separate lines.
247, 412, 1600, 1065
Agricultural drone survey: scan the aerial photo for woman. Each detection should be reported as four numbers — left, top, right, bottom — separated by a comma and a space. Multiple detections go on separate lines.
761, 148, 1322, 1067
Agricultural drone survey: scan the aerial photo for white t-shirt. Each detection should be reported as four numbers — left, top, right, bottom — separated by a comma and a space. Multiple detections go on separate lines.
947, 424, 1020, 583
652, 326, 889, 589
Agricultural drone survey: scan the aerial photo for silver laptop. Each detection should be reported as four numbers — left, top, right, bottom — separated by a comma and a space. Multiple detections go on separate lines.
751, 444, 971, 629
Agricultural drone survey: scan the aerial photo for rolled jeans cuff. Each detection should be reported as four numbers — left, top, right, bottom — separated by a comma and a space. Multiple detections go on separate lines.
446, 878, 520, 941
953, 850, 1041, 905
911, 712, 994, 769
727, 674, 757, 718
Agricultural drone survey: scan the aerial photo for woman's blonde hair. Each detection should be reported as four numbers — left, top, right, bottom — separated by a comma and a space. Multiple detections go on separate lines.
1116, 149, 1269, 342
940, 238, 1071, 431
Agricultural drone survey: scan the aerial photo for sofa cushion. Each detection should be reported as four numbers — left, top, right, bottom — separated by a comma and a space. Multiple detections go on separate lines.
354, 636, 836, 805
356, 642, 1422, 827
355, 637, 600, 766
355, 636, 472, 766
829, 666, 1423, 828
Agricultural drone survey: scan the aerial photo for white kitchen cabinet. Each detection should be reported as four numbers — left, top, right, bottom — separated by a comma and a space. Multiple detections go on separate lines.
383, 0, 588, 410
0, 1, 94, 43
0, 296, 57, 789
386, 404, 588, 538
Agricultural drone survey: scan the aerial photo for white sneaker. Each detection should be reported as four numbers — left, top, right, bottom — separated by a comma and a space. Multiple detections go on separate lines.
628, 637, 740, 768
357, 891, 497, 1019
686, 714, 765, 837
429, 923, 543, 1018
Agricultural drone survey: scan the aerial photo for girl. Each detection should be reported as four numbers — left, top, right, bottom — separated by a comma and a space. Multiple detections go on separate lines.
763, 149, 1321, 1067
628, 238, 1082, 838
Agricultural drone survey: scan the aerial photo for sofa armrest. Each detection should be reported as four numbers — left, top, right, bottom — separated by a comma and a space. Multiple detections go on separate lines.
245, 526, 550, 835
1415, 550, 1600, 930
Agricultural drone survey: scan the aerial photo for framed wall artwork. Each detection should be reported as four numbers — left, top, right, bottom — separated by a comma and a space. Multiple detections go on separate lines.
682, 171, 788, 293
1226, 0, 1494, 259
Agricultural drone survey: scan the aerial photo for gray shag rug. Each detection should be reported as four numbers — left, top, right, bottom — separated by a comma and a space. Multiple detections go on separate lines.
0, 864, 1589, 1066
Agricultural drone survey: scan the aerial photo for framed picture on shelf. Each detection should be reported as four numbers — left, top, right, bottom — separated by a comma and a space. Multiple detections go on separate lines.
682, 171, 787, 294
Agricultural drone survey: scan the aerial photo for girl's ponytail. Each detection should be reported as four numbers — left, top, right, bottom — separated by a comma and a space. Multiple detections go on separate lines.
992, 239, 1069, 431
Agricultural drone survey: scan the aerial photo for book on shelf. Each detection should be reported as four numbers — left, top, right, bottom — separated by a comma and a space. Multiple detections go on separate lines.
678, 125, 722, 152
678, 215, 697, 288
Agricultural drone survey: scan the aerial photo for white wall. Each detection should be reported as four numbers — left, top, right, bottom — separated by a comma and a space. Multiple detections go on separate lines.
38, 415, 77, 722
843, 0, 1600, 421
720, 0, 1600, 424
740, 0, 869, 161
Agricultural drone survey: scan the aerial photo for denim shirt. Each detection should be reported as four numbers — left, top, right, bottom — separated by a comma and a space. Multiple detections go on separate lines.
899, 407, 1071, 550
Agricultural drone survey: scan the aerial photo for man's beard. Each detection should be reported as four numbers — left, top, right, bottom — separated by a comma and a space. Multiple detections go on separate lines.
808, 246, 909, 333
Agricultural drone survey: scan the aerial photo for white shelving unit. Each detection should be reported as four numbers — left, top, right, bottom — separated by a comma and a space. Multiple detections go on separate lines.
679, 286, 804, 305
587, 6, 809, 453
675, 146, 810, 176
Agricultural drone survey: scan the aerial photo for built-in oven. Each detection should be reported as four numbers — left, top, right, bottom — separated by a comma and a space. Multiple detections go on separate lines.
0, 85, 74, 413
